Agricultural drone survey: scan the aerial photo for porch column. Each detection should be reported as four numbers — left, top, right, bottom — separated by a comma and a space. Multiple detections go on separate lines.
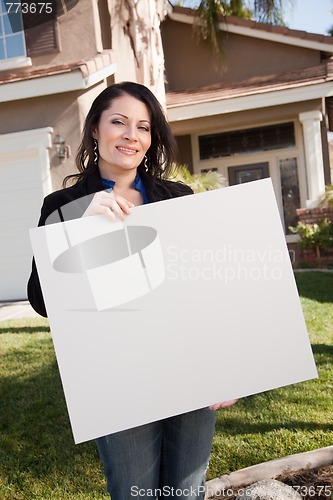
299, 110, 325, 207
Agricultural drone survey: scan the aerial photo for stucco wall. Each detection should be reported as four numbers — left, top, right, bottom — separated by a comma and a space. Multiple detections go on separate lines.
29, 0, 101, 68
169, 100, 323, 136
111, 22, 139, 86
162, 19, 321, 91
0, 82, 107, 190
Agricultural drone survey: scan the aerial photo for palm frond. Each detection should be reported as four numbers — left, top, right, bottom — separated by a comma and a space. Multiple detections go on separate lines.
254, 0, 288, 25
229, 0, 252, 18
170, 164, 226, 193
193, 0, 228, 67
192, 0, 288, 66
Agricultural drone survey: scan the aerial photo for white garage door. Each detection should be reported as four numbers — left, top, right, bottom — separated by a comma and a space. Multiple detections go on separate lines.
0, 128, 53, 300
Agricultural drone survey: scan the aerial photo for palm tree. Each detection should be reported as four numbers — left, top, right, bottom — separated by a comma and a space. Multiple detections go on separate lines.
174, 1, 292, 62
253, 0, 287, 24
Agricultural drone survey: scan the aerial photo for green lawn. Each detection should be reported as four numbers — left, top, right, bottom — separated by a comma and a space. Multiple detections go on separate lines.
210, 271, 333, 477
1, 272, 332, 499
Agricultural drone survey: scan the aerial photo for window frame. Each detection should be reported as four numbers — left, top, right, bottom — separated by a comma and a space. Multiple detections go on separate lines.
0, 0, 31, 70
0, 9, 60, 70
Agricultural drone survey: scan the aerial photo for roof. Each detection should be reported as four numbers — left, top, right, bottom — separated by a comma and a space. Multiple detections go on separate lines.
169, 6, 333, 53
166, 60, 333, 109
166, 60, 333, 129
0, 50, 114, 85
0, 50, 117, 103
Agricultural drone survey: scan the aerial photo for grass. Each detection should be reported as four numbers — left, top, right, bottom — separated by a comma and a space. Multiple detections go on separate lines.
209, 271, 333, 478
0, 319, 109, 500
1, 272, 332, 498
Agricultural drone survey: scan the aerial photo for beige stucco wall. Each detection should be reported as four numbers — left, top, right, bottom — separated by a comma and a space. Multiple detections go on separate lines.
169, 100, 323, 136
0, 82, 107, 191
111, 23, 138, 86
29, 0, 102, 68
162, 19, 321, 91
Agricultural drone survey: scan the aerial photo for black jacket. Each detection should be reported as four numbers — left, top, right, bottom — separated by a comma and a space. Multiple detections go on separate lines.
27, 170, 192, 317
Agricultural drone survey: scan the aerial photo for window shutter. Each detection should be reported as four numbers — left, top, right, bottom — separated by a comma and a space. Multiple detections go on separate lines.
24, 20, 59, 56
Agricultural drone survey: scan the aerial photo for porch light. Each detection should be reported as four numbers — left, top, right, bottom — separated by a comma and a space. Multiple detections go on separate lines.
54, 134, 70, 160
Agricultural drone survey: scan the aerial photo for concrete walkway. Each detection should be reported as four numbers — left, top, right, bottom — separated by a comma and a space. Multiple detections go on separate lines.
0, 301, 41, 322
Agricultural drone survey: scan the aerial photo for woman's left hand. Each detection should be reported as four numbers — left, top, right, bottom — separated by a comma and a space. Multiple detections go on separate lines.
209, 399, 238, 411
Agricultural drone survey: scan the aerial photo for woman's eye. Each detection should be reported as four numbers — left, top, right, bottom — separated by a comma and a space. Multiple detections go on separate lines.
111, 119, 125, 125
139, 126, 150, 132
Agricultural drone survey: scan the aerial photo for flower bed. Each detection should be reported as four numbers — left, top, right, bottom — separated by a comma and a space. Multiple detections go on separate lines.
290, 208, 333, 269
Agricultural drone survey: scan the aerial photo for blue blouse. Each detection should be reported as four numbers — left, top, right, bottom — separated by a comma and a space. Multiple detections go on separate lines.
101, 172, 148, 205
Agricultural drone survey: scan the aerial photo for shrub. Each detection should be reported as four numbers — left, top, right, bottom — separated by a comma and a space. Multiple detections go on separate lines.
289, 219, 333, 259
170, 164, 226, 193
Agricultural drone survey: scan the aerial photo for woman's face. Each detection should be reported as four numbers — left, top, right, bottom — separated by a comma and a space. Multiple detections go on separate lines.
92, 94, 152, 178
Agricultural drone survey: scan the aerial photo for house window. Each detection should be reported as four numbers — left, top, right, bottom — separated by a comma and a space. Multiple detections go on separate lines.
228, 162, 270, 185
199, 122, 295, 160
0, 2, 59, 69
0, 0, 26, 61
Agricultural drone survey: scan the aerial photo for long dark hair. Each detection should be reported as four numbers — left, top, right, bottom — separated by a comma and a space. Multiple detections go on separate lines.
63, 82, 178, 187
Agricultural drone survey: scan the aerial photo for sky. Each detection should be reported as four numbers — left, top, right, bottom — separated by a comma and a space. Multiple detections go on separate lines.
284, 0, 333, 35
178, 0, 333, 36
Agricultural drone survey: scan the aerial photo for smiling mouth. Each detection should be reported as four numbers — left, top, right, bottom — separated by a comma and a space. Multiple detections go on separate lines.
116, 146, 138, 154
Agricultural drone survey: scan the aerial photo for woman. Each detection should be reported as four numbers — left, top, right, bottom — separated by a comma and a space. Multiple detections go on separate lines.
28, 82, 236, 499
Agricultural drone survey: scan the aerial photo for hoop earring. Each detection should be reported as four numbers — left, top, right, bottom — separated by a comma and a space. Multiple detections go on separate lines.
93, 139, 99, 167
144, 155, 148, 172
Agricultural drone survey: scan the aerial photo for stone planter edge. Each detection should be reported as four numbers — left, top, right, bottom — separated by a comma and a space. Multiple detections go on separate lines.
205, 445, 333, 498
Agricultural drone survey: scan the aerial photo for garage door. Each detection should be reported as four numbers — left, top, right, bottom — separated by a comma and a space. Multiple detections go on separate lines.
0, 128, 53, 300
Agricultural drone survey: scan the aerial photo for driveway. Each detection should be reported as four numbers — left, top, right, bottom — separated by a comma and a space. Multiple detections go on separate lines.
0, 301, 41, 322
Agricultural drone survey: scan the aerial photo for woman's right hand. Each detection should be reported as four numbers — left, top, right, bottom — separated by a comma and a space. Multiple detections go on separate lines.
82, 191, 135, 222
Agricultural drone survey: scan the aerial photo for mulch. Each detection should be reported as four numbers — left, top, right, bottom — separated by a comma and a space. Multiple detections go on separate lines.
211, 464, 333, 499
278, 465, 333, 499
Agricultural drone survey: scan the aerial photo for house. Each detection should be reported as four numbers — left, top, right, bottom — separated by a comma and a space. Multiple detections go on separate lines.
1, 1, 333, 301
0, 0, 167, 300
161, 6, 333, 248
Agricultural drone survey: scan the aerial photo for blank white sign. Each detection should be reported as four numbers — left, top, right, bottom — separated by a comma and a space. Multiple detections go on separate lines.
30, 179, 317, 444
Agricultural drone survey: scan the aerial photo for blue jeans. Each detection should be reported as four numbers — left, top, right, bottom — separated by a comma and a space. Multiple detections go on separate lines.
95, 408, 216, 499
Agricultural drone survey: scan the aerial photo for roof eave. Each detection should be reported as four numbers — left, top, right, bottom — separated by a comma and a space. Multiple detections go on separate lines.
0, 54, 117, 103
166, 81, 333, 122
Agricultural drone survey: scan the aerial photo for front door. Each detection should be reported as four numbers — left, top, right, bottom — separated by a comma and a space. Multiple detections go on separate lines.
228, 162, 270, 185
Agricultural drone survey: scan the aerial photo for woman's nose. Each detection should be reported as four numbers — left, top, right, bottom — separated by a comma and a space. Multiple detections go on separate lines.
123, 125, 138, 141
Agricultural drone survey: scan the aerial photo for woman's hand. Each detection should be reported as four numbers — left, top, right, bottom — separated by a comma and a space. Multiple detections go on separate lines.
209, 399, 238, 411
83, 191, 135, 222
